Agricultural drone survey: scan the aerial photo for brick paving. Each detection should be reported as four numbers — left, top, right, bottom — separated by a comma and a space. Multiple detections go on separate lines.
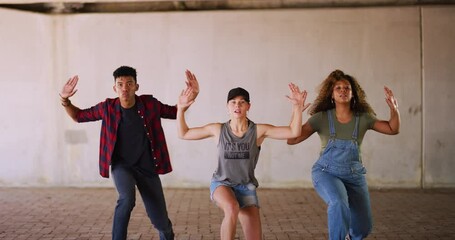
0, 188, 454, 239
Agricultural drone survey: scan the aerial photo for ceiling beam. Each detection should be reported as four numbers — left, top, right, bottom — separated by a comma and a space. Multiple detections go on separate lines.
0, 0, 454, 14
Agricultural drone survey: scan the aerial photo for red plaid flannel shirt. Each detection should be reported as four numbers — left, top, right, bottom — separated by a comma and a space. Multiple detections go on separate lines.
76, 95, 177, 178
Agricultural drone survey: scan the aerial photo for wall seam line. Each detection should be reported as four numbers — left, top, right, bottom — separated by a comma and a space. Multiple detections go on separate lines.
419, 6, 425, 189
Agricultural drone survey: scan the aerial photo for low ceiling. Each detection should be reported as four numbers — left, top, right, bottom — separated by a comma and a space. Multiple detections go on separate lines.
0, 0, 454, 14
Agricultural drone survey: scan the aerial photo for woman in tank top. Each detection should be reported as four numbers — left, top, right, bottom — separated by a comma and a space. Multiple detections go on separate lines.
287, 70, 401, 240
177, 80, 310, 240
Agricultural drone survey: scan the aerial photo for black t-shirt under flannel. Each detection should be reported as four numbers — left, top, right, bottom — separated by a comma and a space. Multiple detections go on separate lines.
112, 104, 156, 176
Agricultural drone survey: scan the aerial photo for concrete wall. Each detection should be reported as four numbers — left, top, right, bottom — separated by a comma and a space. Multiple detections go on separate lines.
0, 6, 453, 188
422, 7, 455, 188
0, 10, 56, 185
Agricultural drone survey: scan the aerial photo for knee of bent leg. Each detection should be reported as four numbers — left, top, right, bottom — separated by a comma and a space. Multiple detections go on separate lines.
328, 198, 349, 212
117, 194, 136, 210
222, 201, 240, 217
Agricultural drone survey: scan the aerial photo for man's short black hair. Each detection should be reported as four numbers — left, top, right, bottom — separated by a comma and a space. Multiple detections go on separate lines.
113, 66, 137, 82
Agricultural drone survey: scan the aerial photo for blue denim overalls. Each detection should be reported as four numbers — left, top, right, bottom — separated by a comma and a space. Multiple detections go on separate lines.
311, 110, 372, 240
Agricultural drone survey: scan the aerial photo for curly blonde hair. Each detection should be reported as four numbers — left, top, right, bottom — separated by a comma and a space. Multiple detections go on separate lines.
308, 70, 376, 116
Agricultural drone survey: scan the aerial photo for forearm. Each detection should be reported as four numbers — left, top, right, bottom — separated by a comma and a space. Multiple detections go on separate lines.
388, 108, 400, 134
289, 105, 303, 138
60, 97, 80, 122
287, 120, 314, 145
287, 136, 300, 145
176, 109, 190, 139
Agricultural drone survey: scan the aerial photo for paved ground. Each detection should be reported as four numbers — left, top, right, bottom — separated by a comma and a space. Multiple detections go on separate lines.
0, 187, 454, 239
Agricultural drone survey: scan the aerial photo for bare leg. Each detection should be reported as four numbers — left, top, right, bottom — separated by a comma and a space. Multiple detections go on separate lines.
239, 206, 262, 240
213, 186, 240, 240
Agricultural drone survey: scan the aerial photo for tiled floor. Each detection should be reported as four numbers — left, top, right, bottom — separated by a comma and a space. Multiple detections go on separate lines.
0, 187, 454, 239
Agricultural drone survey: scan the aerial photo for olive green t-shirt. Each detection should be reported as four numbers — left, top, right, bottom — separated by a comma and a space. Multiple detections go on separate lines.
308, 109, 377, 152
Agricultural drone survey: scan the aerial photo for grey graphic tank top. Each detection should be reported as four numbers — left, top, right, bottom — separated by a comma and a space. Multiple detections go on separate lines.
212, 120, 261, 187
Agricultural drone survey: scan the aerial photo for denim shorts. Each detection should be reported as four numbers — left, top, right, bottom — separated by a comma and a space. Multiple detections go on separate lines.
210, 181, 260, 208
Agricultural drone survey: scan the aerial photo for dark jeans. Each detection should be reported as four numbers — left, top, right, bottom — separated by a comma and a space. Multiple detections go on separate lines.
111, 165, 174, 240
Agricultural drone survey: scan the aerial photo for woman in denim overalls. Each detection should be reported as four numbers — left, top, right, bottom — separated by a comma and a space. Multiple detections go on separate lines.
288, 70, 401, 240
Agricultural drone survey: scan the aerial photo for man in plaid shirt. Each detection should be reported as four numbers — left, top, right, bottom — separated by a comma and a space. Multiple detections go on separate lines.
59, 66, 199, 240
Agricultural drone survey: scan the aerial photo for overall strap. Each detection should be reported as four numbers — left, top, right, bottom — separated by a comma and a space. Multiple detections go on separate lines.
327, 110, 336, 138
352, 113, 360, 140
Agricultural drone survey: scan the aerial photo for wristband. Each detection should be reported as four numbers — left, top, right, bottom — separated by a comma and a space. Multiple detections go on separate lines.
61, 99, 71, 107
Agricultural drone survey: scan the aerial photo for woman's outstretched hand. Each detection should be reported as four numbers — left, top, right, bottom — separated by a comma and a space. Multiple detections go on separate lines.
384, 86, 398, 111
185, 69, 199, 101
178, 70, 199, 111
178, 86, 195, 110
287, 83, 311, 112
